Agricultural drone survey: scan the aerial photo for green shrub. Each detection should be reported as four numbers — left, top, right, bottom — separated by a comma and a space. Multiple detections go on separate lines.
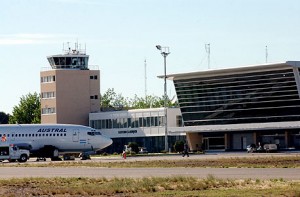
128, 142, 139, 154
174, 140, 184, 152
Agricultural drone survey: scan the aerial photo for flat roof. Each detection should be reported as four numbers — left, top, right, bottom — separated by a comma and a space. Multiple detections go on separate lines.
158, 61, 300, 80
169, 121, 300, 133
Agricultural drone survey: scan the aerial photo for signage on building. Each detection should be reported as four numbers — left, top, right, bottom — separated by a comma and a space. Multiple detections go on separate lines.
118, 130, 137, 134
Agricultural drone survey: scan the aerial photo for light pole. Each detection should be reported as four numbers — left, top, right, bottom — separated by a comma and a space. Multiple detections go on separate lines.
156, 45, 170, 152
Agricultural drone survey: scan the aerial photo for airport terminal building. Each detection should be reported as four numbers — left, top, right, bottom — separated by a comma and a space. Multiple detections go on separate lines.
40, 47, 299, 152
166, 61, 300, 151
89, 108, 186, 153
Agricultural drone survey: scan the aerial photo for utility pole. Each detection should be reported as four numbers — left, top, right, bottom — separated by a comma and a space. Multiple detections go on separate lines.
144, 59, 147, 101
156, 45, 170, 152
205, 43, 210, 69
265, 45, 268, 63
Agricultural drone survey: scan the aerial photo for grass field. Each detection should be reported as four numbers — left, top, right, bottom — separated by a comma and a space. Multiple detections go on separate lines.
0, 176, 299, 196
1, 155, 298, 168
0, 155, 299, 196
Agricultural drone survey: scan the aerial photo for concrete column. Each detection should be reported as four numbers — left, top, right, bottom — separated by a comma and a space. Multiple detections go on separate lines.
285, 131, 289, 148
253, 132, 257, 145
186, 132, 203, 152
224, 133, 230, 150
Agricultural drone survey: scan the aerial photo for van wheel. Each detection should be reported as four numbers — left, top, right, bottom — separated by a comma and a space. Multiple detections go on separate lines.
18, 154, 28, 162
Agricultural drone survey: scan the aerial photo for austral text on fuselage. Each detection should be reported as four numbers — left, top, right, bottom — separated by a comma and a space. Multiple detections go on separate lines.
37, 128, 67, 133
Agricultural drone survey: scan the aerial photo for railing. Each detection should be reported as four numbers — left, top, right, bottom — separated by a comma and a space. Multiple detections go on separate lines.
41, 65, 99, 71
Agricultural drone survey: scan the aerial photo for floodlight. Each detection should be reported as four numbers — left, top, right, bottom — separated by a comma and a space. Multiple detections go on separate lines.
156, 45, 162, 50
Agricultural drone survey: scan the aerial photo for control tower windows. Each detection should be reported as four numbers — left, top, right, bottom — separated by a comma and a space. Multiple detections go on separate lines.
90, 75, 98, 80
47, 57, 55, 66
66, 57, 71, 65
72, 57, 78, 66
41, 76, 55, 83
41, 92, 55, 99
47, 55, 89, 69
42, 107, 56, 114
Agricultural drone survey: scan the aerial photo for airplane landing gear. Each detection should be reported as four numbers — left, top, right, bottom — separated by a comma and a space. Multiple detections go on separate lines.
51, 157, 62, 161
36, 145, 60, 161
81, 153, 91, 160
36, 157, 46, 161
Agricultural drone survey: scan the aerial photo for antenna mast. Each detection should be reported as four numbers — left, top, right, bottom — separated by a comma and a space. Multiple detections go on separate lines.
144, 59, 147, 100
205, 43, 210, 69
265, 45, 268, 63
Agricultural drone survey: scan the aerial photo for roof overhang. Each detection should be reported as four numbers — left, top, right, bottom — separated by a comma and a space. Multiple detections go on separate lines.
169, 121, 300, 133
158, 61, 300, 81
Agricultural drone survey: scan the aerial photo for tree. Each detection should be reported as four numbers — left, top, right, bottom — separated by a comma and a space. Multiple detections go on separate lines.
100, 88, 116, 108
174, 140, 184, 152
0, 112, 9, 124
100, 88, 129, 110
100, 88, 178, 110
9, 92, 41, 124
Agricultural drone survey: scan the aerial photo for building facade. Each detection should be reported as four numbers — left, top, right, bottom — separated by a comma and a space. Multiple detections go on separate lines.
40, 46, 100, 126
166, 61, 300, 151
89, 108, 186, 153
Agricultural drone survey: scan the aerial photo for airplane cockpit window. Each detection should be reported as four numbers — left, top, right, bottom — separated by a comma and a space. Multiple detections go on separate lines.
88, 131, 102, 136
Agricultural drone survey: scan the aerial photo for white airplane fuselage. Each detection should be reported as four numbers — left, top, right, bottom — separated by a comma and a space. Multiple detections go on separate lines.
0, 124, 112, 154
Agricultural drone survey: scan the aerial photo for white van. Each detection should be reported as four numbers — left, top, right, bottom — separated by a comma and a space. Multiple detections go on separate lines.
0, 144, 30, 162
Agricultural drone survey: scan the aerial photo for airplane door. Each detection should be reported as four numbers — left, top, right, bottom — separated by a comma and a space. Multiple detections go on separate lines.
11, 132, 15, 141
72, 130, 79, 142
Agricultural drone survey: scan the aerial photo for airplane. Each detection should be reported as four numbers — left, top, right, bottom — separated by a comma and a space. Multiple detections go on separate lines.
0, 124, 113, 161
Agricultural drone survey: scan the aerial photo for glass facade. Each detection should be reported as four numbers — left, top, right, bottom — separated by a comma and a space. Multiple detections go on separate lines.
90, 115, 165, 129
174, 68, 300, 126
47, 56, 89, 69
104, 136, 186, 153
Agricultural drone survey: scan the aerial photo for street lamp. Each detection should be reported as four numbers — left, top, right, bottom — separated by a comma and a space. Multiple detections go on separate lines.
156, 45, 170, 152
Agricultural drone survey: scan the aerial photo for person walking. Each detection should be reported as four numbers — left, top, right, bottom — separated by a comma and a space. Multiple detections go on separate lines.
122, 150, 127, 159
182, 142, 189, 157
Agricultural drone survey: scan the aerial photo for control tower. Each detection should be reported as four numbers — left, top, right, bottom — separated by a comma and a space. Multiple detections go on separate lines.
40, 43, 100, 126
47, 43, 89, 70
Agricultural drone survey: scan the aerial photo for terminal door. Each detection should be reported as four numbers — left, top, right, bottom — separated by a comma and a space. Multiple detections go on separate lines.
203, 137, 225, 150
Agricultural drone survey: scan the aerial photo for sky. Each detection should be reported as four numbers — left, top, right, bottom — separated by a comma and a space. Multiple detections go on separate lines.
1, 0, 300, 114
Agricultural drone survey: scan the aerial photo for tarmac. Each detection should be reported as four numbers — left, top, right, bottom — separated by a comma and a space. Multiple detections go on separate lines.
0, 151, 299, 180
